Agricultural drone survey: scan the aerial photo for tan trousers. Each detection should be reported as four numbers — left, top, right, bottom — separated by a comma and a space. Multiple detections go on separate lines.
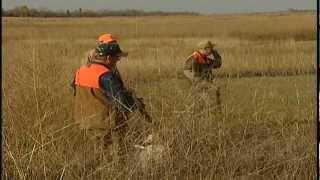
76, 110, 129, 166
183, 69, 214, 82
183, 70, 201, 82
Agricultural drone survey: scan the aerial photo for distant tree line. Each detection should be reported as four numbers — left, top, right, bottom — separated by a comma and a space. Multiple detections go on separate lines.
286, 8, 315, 13
2, 6, 199, 17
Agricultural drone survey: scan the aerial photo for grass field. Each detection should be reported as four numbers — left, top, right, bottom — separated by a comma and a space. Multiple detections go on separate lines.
2, 12, 317, 179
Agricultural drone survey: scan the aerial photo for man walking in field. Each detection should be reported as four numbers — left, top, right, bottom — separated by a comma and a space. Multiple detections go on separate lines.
183, 40, 222, 81
72, 42, 151, 164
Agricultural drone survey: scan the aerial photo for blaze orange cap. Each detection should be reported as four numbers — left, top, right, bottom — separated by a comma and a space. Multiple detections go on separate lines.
98, 33, 117, 43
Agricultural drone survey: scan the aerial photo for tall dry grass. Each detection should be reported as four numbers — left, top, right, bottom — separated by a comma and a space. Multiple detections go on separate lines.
2, 12, 317, 179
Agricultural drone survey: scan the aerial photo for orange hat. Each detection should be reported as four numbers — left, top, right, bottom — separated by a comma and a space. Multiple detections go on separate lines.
98, 33, 117, 43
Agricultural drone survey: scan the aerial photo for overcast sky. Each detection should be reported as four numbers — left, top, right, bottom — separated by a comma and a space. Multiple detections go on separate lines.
2, 0, 316, 14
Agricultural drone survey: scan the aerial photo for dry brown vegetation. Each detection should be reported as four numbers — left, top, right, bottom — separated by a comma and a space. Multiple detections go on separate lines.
2, 12, 317, 179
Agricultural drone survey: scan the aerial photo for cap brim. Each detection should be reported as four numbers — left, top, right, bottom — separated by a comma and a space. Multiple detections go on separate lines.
206, 44, 216, 49
100, 39, 117, 44
118, 51, 128, 57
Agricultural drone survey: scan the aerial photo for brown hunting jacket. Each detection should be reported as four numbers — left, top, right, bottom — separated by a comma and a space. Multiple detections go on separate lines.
73, 85, 114, 130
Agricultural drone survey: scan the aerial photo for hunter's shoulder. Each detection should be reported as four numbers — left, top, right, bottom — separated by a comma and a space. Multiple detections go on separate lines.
99, 69, 122, 81
99, 70, 113, 79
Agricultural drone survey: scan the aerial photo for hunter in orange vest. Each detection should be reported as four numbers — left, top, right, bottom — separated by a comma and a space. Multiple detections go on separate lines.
183, 40, 222, 81
73, 42, 151, 163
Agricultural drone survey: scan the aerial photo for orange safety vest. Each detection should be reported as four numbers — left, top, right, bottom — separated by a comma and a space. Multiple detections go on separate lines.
191, 51, 207, 64
75, 64, 109, 89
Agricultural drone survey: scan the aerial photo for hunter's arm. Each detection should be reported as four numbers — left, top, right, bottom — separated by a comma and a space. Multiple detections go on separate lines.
210, 49, 222, 69
99, 71, 136, 112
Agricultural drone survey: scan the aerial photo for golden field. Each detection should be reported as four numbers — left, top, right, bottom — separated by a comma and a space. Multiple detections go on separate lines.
2, 12, 317, 179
